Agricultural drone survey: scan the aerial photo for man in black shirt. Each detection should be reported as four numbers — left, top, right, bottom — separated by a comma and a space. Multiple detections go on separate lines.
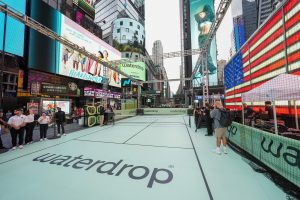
55, 107, 66, 136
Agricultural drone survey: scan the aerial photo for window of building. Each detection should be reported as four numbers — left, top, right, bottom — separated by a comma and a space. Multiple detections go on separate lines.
126, 28, 129, 32
122, 35, 126, 40
120, 21, 123, 25
142, 35, 144, 39
117, 29, 120, 33
135, 31, 138, 35
130, 22, 133, 26
135, 55, 139, 59
126, 53, 129, 58
137, 25, 140, 29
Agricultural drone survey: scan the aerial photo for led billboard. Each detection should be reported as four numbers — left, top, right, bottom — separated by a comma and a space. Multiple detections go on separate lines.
118, 62, 145, 81
59, 15, 122, 87
28, 0, 122, 87
0, 0, 26, 56
190, 0, 217, 86
224, 0, 300, 114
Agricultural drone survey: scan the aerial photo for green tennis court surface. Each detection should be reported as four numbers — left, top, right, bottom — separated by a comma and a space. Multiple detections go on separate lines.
0, 116, 288, 200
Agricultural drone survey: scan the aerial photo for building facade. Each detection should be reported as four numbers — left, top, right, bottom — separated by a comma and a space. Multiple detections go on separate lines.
179, 0, 192, 91
231, 0, 258, 51
257, 0, 283, 25
152, 40, 164, 69
94, 0, 145, 45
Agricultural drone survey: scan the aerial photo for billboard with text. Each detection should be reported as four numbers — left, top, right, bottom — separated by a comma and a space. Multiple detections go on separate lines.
190, 0, 217, 86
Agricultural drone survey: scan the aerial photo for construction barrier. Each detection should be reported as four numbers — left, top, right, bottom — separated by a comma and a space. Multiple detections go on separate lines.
227, 122, 300, 188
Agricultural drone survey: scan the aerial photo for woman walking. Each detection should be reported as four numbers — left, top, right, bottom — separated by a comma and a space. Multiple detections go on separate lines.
25, 109, 35, 144
38, 112, 50, 141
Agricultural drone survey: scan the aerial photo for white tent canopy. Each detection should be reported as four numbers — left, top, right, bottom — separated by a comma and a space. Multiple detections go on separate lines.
242, 74, 300, 102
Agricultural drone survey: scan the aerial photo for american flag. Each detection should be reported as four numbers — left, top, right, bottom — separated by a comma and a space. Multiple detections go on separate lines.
224, 0, 300, 114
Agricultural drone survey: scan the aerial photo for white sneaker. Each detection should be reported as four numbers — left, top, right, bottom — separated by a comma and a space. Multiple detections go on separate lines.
63, 133, 67, 136
223, 148, 228, 154
19, 145, 24, 149
30, 141, 33, 144
213, 148, 221, 155
40, 139, 43, 141
12, 147, 17, 150
44, 138, 48, 140
57, 134, 61, 137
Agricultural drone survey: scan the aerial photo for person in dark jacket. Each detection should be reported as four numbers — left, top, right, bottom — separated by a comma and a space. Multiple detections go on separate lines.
204, 103, 213, 136
55, 107, 66, 136
99, 105, 105, 126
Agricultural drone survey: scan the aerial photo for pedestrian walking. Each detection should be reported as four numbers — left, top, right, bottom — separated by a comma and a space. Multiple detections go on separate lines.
25, 109, 35, 144
38, 112, 50, 141
55, 107, 66, 136
210, 101, 231, 155
7, 109, 26, 150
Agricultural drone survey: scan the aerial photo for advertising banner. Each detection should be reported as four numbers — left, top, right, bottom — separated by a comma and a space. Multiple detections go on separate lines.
0, 0, 26, 56
74, 0, 96, 19
28, 1, 122, 88
41, 99, 71, 114
84, 87, 122, 99
59, 16, 122, 87
190, 0, 217, 86
118, 62, 146, 81
27, 102, 39, 114
41, 84, 68, 95
143, 108, 187, 115
227, 122, 300, 188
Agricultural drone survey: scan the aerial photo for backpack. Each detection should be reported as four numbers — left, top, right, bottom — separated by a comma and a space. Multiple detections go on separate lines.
218, 109, 232, 127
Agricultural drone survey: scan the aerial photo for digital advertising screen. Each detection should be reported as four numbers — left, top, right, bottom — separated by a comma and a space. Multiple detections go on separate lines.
59, 15, 122, 87
28, 0, 122, 87
118, 62, 145, 81
190, 0, 217, 86
0, 0, 26, 56
41, 100, 71, 115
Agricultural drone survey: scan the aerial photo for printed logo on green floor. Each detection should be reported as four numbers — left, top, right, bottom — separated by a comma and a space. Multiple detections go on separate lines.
32, 153, 173, 188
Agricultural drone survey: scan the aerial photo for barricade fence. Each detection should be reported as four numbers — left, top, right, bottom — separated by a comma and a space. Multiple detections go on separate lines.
227, 122, 300, 188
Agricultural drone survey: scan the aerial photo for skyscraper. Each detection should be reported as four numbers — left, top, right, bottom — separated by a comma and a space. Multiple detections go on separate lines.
179, 0, 192, 90
231, 0, 258, 51
152, 40, 164, 68
257, 0, 283, 25
94, 0, 145, 45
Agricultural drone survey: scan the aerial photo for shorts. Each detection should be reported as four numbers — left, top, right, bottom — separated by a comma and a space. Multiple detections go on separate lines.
215, 128, 227, 139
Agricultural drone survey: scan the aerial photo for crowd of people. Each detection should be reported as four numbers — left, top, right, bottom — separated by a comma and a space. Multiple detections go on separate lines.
0, 107, 66, 151
194, 101, 231, 155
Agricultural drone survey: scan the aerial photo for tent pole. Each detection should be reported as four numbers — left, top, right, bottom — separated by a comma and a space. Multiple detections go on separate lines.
242, 101, 245, 125
294, 100, 299, 130
272, 100, 278, 134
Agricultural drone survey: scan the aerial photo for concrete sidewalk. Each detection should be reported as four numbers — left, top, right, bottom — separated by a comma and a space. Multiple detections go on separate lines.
1, 115, 132, 149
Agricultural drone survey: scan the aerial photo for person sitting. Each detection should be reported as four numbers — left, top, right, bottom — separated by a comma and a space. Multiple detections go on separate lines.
264, 101, 274, 121
243, 103, 255, 126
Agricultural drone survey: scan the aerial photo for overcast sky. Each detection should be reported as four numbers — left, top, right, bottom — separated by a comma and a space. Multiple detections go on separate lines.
145, 0, 233, 94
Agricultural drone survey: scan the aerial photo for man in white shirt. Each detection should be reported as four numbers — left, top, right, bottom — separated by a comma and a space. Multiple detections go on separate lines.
7, 109, 26, 150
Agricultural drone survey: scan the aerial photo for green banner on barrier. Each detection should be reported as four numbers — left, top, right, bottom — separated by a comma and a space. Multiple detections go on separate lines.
143, 108, 187, 115
227, 122, 300, 188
